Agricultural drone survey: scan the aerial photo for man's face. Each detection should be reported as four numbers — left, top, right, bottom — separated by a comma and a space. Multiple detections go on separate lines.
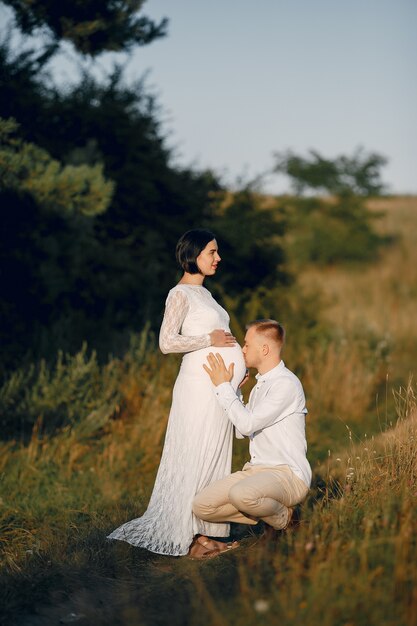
242, 326, 263, 369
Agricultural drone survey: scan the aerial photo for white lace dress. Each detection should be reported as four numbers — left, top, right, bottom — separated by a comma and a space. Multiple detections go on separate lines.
107, 284, 246, 556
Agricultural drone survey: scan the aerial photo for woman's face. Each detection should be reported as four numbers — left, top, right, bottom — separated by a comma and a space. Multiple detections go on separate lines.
196, 239, 221, 276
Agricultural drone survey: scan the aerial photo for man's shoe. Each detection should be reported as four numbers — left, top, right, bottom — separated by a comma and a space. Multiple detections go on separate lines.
262, 506, 301, 540
282, 506, 293, 529
285, 506, 303, 531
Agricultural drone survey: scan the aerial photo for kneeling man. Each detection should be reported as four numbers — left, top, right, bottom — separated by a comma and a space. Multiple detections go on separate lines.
193, 319, 311, 533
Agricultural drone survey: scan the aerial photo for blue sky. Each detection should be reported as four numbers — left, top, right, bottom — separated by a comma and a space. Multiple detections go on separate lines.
127, 0, 417, 193
5, 0, 417, 194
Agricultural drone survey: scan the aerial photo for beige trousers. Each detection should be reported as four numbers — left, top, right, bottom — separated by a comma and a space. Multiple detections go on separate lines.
192, 463, 309, 530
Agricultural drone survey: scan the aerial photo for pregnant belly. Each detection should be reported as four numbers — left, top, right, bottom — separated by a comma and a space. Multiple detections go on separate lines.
180, 344, 246, 389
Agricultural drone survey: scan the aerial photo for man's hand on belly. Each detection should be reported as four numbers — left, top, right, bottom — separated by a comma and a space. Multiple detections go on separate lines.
203, 353, 235, 386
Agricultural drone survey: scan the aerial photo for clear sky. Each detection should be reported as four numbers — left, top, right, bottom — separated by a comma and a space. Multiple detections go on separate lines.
8, 0, 417, 194
125, 0, 417, 194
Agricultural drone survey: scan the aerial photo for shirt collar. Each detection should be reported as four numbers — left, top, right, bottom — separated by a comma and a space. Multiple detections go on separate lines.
255, 360, 285, 382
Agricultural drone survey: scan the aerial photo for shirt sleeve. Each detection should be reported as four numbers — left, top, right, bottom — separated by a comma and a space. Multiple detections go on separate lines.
159, 289, 212, 354
234, 388, 246, 439
213, 379, 298, 436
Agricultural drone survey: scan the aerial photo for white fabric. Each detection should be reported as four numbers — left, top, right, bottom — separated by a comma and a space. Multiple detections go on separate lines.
107, 284, 246, 556
213, 361, 312, 487
159, 288, 211, 353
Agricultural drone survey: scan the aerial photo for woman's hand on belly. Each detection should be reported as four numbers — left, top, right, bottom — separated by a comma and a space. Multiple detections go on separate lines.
209, 329, 236, 347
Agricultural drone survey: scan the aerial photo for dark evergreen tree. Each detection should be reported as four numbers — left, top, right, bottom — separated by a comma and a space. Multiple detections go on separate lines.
2, 0, 167, 55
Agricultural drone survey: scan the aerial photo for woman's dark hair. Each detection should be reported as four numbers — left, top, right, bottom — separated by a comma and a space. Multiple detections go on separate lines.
175, 229, 216, 274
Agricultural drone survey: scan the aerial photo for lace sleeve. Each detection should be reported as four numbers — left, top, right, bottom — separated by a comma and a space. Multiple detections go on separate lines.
159, 289, 212, 354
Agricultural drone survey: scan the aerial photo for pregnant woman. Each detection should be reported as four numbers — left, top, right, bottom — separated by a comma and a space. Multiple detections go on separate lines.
107, 229, 246, 557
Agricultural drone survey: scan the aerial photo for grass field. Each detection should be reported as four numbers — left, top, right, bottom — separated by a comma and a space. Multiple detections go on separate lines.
1, 196, 416, 626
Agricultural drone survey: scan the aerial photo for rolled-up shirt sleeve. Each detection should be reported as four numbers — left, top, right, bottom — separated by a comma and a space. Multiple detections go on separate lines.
159, 289, 212, 354
213, 379, 297, 436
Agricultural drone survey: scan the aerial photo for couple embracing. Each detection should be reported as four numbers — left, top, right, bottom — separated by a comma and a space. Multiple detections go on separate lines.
108, 229, 311, 559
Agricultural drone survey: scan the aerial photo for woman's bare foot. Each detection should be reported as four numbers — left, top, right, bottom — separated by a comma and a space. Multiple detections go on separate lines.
187, 536, 239, 559
188, 536, 220, 559
209, 538, 240, 553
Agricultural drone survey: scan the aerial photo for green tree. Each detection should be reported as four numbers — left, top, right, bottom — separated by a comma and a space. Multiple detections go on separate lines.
0, 117, 116, 372
2, 0, 167, 55
273, 149, 389, 266
274, 148, 387, 197
0, 117, 114, 215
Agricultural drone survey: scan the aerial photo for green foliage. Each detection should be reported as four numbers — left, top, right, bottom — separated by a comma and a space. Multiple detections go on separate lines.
210, 189, 288, 295
275, 148, 387, 196
3, 0, 168, 55
0, 117, 114, 215
0, 329, 154, 438
0, 34, 53, 133
272, 148, 389, 266
280, 195, 385, 265
0, 111, 117, 370
0, 344, 115, 436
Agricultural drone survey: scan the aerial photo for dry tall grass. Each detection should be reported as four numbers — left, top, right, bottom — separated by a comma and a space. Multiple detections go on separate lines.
299, 197, 417, 378
1, 384, 415, 626
286, 196, 417, 461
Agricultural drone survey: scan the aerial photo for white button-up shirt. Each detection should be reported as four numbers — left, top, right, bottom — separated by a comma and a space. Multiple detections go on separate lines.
213, 360, 312, 487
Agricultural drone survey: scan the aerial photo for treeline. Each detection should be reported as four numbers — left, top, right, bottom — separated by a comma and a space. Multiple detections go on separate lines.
0, 2, 389, 376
